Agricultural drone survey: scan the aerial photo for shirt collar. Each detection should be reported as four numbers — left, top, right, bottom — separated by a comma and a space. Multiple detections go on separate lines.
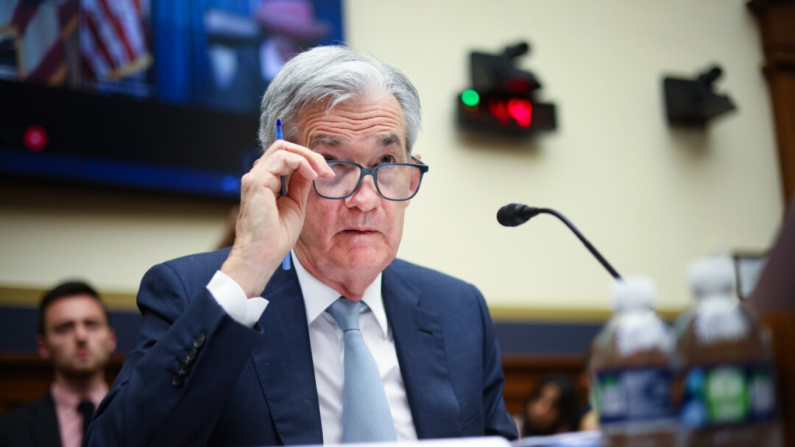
51, 381, 108, 410
292, 252, 388, 338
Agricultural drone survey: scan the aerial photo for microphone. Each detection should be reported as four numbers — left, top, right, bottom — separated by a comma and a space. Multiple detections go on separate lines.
497, 203, 622, 279
497, 203, 542, 226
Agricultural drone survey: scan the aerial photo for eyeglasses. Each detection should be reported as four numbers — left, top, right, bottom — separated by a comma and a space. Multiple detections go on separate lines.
313, 155, 429, 201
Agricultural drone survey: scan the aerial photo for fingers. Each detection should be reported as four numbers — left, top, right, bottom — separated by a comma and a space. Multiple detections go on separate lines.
242, 140, 333, 196
271, 151, 317, 184
264, 140, 334, 179
224, 141, 329, 297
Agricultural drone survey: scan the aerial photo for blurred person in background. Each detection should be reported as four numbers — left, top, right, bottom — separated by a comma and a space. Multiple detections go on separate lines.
202, 0, 331, 113
516, 375, 582, 438
578, 349, 599, 431
0, 282, 116, 447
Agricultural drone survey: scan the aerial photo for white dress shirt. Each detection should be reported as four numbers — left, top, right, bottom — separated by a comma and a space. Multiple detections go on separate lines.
206, 253, 417, 444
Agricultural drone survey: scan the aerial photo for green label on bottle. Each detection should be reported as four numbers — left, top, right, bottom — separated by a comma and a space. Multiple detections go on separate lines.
680, 363, 776, 428
706, 366, 748, 422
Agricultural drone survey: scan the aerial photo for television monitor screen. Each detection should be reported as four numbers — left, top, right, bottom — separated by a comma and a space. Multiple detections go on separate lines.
0, 0, 344, 198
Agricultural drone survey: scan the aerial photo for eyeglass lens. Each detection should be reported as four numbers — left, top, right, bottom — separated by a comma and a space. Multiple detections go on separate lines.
315, 163, 422, 200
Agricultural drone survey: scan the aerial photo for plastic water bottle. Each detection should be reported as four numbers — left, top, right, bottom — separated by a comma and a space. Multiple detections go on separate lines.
589, 277, 677, 447
672, 255, 782, 447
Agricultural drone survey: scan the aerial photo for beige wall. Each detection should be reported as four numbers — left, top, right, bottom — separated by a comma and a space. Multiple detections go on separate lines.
0, 0, 783, 313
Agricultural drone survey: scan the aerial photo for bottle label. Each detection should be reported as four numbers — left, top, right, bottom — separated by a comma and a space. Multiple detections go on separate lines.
593, 367, 674, 426
678, 363, 777, 428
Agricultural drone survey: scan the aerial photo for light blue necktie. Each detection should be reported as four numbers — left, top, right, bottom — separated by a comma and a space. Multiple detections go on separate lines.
328, 298, 398, 443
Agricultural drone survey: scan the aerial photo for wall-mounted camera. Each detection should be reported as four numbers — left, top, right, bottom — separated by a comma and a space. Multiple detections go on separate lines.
664, 65, 736, 127
458, 42, 557, 135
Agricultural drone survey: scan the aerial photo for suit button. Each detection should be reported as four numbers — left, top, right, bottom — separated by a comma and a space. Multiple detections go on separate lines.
178, 360, 191, 376
193, 334, 206, 348
171, 373, 184, 387
185, 346, 197, 362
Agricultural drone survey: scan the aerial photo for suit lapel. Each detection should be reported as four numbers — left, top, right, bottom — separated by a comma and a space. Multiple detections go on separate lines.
33, 394, 62, 447
250, 267, 323, 445
382, 264, 461, 438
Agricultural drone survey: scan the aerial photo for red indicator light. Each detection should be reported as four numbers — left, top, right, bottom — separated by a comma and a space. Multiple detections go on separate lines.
487, 98, 533, 128
23, 125, 48, 152
488, 99, 511, 125
508, 98, 533, 128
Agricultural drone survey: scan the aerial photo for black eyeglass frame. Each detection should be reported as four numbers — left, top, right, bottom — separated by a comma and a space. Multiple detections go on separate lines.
313, 155, 429, 201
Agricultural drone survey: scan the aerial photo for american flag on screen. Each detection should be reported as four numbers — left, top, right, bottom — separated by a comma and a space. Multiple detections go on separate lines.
0, 0, 79, 85
79, 0, 150, 82
0, 0, 150, 86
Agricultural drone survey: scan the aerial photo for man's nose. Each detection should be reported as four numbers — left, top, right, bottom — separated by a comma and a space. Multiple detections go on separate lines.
74, 324, 88, 341
345, 174, 381, 211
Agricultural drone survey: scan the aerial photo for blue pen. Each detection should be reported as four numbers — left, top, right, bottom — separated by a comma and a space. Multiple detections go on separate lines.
276, 119, 291, 271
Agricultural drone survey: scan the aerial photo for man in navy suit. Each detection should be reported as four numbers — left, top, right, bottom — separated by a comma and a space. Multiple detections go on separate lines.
86, 45, 517, 446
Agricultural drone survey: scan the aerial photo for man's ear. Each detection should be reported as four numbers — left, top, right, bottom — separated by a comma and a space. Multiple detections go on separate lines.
37, 336, 50, 360
107, 328, 117, 354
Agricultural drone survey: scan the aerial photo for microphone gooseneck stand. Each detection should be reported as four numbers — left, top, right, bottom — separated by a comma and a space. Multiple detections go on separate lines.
497, 203, 622, 280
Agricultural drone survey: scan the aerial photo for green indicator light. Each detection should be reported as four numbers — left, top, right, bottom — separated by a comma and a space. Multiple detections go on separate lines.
461, 89, 480, 107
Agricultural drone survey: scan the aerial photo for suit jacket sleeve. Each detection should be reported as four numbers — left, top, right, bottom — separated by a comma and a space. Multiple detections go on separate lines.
85, 261, 262, 447
476, 287, 518, 440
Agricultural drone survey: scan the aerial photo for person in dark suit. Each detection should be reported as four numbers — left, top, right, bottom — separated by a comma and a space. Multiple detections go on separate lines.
0, 282, 116, 447
86, 45, 517, 446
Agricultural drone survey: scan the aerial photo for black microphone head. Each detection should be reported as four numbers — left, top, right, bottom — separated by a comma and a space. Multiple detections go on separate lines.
497, 203, 540, 227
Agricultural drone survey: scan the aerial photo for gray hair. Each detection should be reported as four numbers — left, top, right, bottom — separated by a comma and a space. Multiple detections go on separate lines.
258, 46, 421, 153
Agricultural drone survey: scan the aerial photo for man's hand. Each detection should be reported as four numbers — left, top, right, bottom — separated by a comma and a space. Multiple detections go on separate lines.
221, 140, 333, 298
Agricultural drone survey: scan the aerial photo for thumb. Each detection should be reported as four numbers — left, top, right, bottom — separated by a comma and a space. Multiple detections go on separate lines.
285, 173, 315, 212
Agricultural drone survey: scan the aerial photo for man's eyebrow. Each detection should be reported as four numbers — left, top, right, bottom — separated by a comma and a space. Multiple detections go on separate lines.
378, 134, 402, 148
308, 135, 342, 149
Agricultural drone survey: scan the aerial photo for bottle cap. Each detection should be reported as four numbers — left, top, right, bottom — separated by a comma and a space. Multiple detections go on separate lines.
688, 254, 735, 298
610, 276, 656, 311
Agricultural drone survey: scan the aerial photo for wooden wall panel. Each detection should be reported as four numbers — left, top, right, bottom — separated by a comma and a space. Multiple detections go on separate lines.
495, 355, 587, 417
759, 312, 795, 447
748, 195, 795, 447
749, 0, 795, 206
0, 354, 124, 415
0, 353, 586, 420
766, 64, 795, 205
747, 3, 795, 439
